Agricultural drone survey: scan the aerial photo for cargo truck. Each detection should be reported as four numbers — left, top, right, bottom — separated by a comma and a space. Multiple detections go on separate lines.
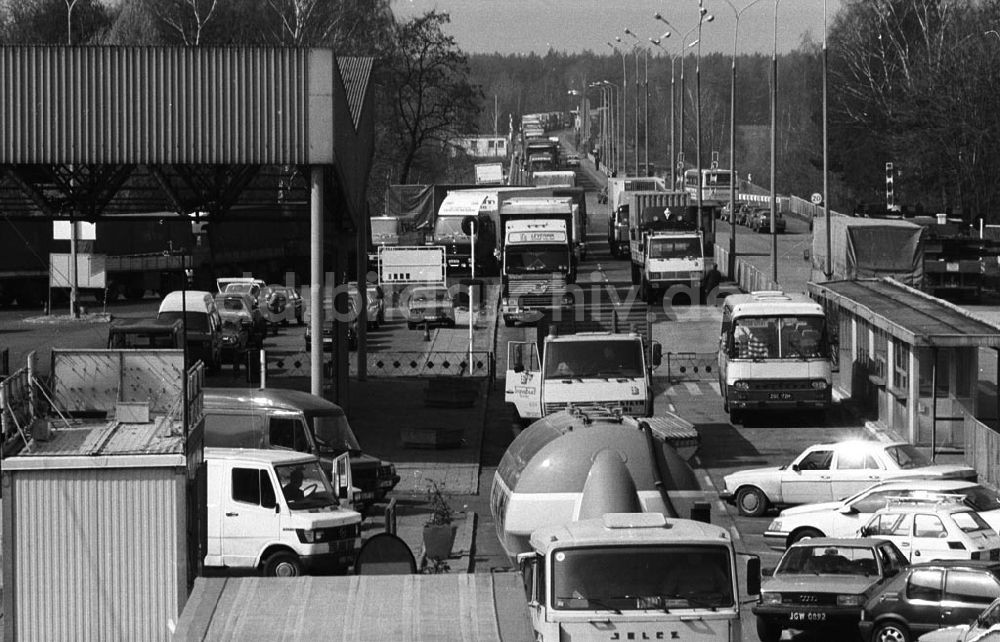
626, 191, 707, 302
811, 215, 925, 286
606, 176, 667, 258
504, 329, 661, 426
499, 196, 576, 327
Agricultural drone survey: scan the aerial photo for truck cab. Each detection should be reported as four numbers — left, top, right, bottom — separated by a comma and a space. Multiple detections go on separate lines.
628, 197, 706, 302
202, 448, 362, 576
518, 513, 759, 642
504, 331, 660, 425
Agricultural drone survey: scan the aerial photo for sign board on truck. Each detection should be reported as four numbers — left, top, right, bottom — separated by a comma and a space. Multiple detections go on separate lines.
377, 246, 446, 285
475, 162, 504, 186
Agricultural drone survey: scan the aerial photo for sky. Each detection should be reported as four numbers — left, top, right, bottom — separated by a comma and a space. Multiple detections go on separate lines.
391, 0, 846, 56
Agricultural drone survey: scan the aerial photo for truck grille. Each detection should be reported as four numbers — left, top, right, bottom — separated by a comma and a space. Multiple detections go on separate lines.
747, 380, 814, 391
508, 277, 567, 308
544, 399, 647, 415
782, 593, 838, 606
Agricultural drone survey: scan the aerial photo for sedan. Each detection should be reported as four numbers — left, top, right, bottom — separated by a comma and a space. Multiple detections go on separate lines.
564, 153, 581, 168
753, 537, 910, 642
765, 479, 1000, 550
263, 284, 304, 326
720, 440, 978, 517
406, 285, 455, 329
860, 561, 1000, 642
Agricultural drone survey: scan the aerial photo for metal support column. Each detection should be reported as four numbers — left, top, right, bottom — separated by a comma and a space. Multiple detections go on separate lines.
310, 167, 324, 397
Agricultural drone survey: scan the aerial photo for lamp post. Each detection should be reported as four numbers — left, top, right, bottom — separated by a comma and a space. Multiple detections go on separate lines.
623, 30, 642, 176
823, 0, 831, 279
695, 3, 715, 234
625, 29, 650, 176
601, 81, 619, 175
607, 41, 628, 174
590, 81, 614, 174
717, 0, 766, 278
769, 0, 781, 283
655, 15, 698, 181
649, 37, 675, 187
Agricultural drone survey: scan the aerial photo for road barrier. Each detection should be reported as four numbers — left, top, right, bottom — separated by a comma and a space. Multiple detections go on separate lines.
714, 244, 780, 293
265, 350, 494, 379
665, 352, 717, 383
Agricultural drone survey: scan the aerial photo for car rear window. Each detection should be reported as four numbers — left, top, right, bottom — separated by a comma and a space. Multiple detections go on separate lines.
953, 510, 992, 533
961, 486, 1000, 512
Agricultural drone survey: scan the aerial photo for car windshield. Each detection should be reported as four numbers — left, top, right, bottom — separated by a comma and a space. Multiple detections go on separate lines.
157, 311, 208, 332
226, 283, 255, 295
505, 244, 569, 274
544, 340, 644, 379
959, 485, 1000, 511
777, 545, 879, 576
731, 315, 828, 360
274, 462, 338, 511
309, 413, 362, 454
647, 238, 701, 259
551, 545, 734, 611
953, 510, 993, 533
884, 444, 931, 469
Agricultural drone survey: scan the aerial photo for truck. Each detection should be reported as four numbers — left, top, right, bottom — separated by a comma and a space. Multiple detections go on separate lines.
499, 196, 576, 327
811, 215, 925, 286
606, 176, 667, 258
433, 189, 500, 274
626, 190, 707, 302
911, 215, 1000, 301
504, 329, 661, 426
490, 409, 760, 642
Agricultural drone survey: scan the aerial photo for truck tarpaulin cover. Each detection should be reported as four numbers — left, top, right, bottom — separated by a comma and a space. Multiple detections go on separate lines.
384, 184, 436, 233
812, 216, 925, 286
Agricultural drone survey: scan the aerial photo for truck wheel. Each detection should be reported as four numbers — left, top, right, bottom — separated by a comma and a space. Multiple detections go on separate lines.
755, 617, 782, 642
736, 486, 769, 517
262, 551, 303, 577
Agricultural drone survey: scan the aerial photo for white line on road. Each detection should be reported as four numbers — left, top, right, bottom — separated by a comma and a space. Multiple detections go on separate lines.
729, 526, 742, 543
683, 382, 702, 395
708, 381, 721, 395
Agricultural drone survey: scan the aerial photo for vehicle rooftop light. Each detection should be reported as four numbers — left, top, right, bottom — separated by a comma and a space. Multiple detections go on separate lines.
602, 513, 668, 529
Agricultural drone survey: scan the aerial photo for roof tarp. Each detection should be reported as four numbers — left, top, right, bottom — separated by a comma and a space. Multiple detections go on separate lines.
812, 216, 925, 286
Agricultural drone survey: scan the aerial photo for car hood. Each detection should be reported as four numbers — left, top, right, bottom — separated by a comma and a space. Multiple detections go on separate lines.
725, 466, 784, 485
762, 574, 879, 594
779, 500, 845, 517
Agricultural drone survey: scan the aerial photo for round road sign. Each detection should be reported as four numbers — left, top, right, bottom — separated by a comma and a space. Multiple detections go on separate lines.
810, 192, 823, 205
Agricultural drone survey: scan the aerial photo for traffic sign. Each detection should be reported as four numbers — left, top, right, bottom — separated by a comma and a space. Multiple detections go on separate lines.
810, 192, 823, 205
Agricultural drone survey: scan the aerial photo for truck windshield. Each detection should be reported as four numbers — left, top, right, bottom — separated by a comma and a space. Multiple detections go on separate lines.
433, 217, 467, 240
309, 413, 362, 455
551, 545, 734, 611
544, 340, 643, 379
648, 238, 701, 259
275, 461, 338, 511
730, 315, 828, 360
505, 245, 569, 274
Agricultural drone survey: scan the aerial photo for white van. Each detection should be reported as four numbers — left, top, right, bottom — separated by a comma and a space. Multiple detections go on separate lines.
156, 290, 223, 371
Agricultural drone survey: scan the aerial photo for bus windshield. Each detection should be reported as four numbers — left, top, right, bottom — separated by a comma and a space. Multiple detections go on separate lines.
505, 244, 569, 274
551, 545, 734, 611
730, 315, 828, 360
544, 340, 644, 379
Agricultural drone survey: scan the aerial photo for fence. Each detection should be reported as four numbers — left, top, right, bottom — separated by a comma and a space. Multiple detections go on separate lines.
963, 408, 1000, 487
714, 244, 780, 292
265, 350, 495, 380
665, 352, 717, 383
0, 364, 32, 454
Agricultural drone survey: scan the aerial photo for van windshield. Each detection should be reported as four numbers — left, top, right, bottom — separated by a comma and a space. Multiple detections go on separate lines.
310, 413, 362, 454
157, 311, 209, 332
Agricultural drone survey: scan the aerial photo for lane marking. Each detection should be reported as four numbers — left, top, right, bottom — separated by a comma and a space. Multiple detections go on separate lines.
708, 381, 721, 395
668, 403, 676, 413
683, 381, 702, 395
729, 526, 743, 543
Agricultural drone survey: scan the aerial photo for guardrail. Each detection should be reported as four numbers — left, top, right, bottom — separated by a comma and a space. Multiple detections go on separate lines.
0, 364, 32, 454
265, 350, 495, 379
665, 352, 717, 383
962, 409, 1000, 486
714, 244, 780, 292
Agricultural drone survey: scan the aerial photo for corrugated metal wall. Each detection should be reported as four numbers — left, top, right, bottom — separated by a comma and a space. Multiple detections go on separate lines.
9, 466, 187, 642
0, 47, 328, 165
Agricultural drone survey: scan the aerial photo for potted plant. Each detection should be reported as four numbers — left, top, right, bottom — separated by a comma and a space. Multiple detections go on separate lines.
422, 479, 456, 561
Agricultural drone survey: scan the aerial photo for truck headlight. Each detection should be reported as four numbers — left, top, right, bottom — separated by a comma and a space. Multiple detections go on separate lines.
296, 528, 318, 543
811, 379, 829, 390
837, 595, 862, 607
760, 592, 782, 605
734, 380, 750, 391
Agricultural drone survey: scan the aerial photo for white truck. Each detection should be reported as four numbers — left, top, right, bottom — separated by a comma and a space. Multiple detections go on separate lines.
504, 330, 661, 426
627, 191, 706, 302
203, 447, 362, 576
499, 197, 576, 327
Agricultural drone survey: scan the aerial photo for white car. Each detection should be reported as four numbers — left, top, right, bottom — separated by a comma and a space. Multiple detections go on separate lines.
860, 498, 1000, 563
719, 440, 978, 517
764, 479, 1000, 550
918, 596, 1000, 641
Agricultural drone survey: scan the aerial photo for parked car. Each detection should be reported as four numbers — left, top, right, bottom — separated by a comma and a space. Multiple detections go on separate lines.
917, 595, 1000, 641
564, 153, 581, 168
753, 537, 910, 642
859, 560, 1000, 642
747, 207, 786, 233
733, 203, 755, 226
215, 292, 265, 346
347, 281, 385, 330
765, 479, 1000, 550
156, 290, 223, 372
304, 295, 358, 352
720, 440, 978, 517
218, 315, 249, 368
406, 285, 455, 329
261, 284, 303, 327
859, 497, 1000, 563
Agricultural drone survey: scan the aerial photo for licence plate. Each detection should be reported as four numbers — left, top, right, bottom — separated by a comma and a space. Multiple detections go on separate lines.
789, 611, 826, 622
358, 491, 375, 500
379, 480, 395, 488
946, 262, 960, 272
768, 392, 793, 400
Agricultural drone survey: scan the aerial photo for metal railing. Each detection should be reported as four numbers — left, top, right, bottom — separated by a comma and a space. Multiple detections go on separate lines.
714, 244, 780, 292
265, 350, 495, 380
963, 409, 1000, 487
665, 352, 717, 383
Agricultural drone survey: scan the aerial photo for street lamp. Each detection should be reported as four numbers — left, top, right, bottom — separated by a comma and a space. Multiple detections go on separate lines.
655, 13, 698, 182
770, 0, 781, 283
716, 0, 767, 278
823, 0, 831, 279
649, 37, 676, 187
598, 80, 619, 176
624, 29, 647, 176
615, 35, 640, 176
695, 3, 715, 234
607, 41, 628, 175
589, 81, 615, 175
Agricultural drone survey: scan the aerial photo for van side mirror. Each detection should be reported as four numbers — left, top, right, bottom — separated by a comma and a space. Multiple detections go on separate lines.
651, 343, 662, 368
745, 555, 761, 595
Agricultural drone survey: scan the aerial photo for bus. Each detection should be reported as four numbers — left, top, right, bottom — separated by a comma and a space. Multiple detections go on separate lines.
684, 168, 733, 207
718, 291, 833, 424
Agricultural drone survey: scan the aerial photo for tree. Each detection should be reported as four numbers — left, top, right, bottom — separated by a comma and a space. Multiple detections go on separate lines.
382, 11, 482, 183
